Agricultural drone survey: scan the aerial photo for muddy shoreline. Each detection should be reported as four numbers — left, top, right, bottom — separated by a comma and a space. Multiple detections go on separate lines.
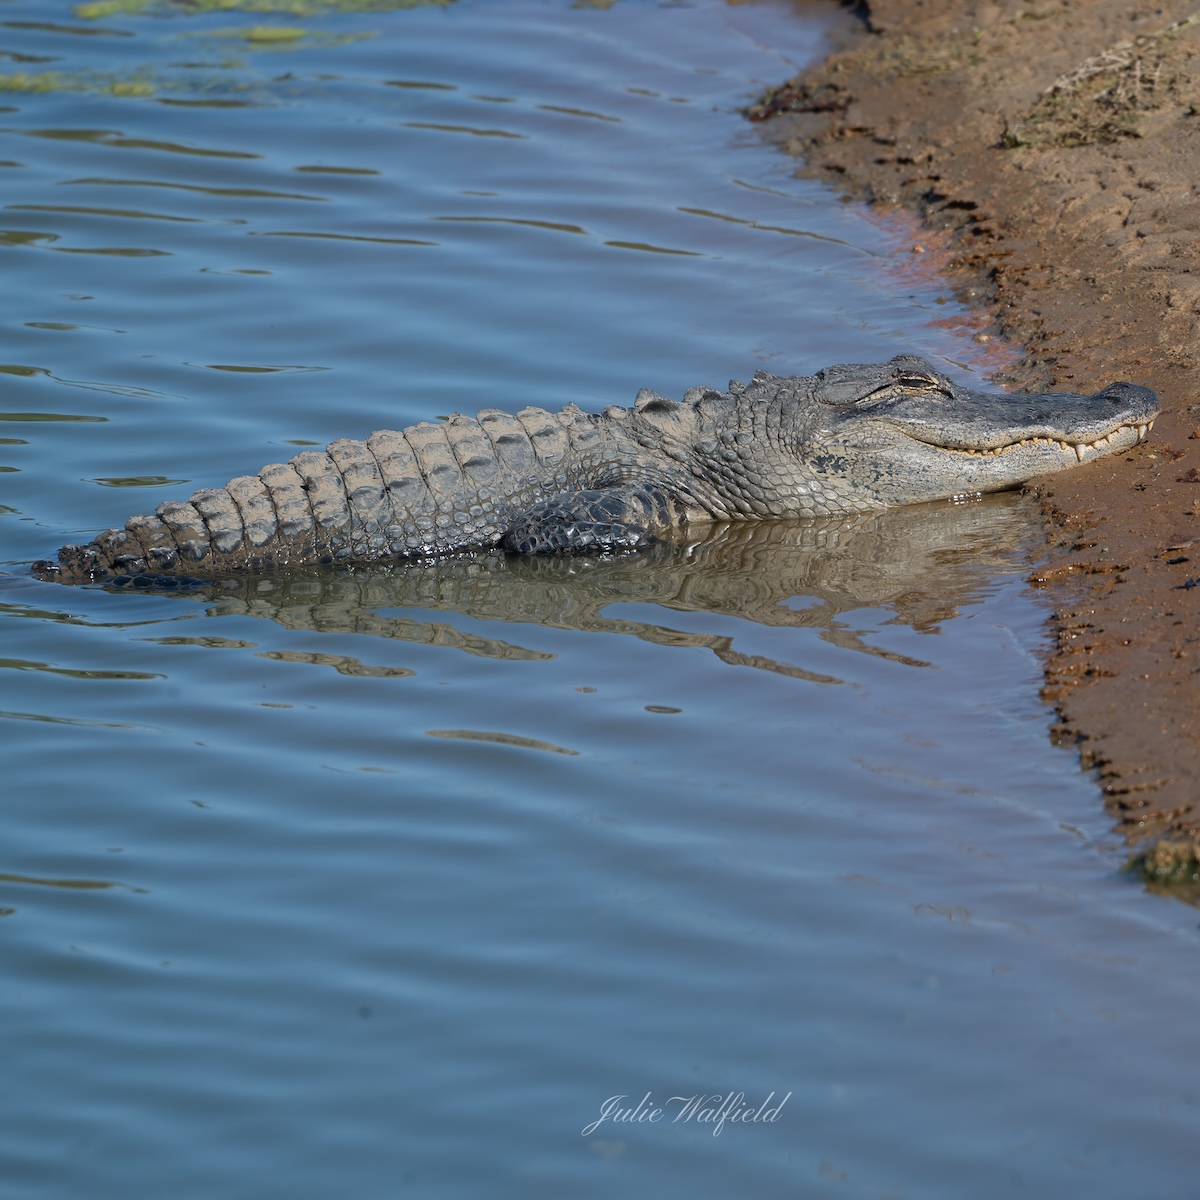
753, 0, 1200, 884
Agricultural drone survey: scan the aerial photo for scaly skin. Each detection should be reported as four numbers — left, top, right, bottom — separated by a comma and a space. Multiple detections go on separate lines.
32, 355, 1159, 584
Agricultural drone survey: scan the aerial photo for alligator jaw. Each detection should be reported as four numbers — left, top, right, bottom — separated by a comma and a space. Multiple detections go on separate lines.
926, 418, 1155, 462
837, 375, 1162, 509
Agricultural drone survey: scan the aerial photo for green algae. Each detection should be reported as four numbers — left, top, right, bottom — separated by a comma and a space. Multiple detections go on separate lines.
75, 0, 450, 18
242, 24, 307, 40
0, 71, 156, 97
0, 73, 66, 93
74, 0, 153, 16
192, 25, 375, 49
211, 24, 309, 42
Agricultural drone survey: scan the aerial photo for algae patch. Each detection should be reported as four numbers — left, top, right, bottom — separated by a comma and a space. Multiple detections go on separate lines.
0, 71, 155, 97
242, 25, 307, 41
190, 24, 375, 49
210, 25, 310, 43
75, 0, 450, 17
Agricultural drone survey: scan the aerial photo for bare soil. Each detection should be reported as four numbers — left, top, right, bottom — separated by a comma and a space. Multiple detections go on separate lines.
752, 0, 1200, 888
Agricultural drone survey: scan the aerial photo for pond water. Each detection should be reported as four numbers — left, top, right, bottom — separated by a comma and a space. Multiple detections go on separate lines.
2, 1, 1199, 1196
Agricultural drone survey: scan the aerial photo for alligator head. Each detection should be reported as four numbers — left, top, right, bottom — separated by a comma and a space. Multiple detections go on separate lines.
802, 355, 1159, 505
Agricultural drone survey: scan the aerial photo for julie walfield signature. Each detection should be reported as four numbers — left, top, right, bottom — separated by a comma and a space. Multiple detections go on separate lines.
581, 1091, 791, 1138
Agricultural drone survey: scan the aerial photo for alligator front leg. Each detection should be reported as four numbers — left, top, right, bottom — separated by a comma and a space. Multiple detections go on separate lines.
500, 482, 689, 554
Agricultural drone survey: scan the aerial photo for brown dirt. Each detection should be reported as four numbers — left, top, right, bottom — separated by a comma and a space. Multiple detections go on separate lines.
750, 0, 1200, 889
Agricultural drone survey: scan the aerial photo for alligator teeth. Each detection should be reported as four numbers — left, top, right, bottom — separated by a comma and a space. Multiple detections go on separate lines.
947, 431, 1134, 457
1137, 423, 1148, 440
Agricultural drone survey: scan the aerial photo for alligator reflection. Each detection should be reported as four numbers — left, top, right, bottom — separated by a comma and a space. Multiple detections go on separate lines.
198, 493, 1040, 681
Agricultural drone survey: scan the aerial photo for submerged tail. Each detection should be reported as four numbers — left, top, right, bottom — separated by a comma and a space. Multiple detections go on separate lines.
33, 406, 590, 583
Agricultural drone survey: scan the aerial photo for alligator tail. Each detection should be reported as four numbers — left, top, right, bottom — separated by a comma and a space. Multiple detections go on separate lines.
32, 407, 590, 583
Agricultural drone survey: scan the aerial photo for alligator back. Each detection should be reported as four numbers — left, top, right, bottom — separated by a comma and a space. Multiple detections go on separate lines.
36, 405, 608, 583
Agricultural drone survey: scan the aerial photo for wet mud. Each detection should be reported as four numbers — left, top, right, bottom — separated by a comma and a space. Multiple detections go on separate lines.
752, 0, 1200, 884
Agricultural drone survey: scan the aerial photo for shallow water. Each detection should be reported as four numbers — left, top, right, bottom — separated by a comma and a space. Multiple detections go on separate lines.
2, 1, 1199, 1196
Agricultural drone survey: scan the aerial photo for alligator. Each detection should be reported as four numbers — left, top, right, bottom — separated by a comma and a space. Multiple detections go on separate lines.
32, 354, 1159, 584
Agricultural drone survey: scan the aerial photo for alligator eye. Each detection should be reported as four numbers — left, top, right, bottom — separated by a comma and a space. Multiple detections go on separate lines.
853, 374, 950, 406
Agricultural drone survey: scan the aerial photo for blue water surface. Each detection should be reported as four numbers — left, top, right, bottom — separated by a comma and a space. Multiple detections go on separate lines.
2, 1, 1199, 1197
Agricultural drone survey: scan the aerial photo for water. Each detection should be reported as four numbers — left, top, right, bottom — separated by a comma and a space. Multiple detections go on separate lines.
2, 1, 1199, 1196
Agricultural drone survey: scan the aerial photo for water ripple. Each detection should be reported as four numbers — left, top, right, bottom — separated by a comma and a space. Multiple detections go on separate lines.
292, 164, 379, 175
0, 707, 142, 727
0, 871, 147, 893
535, 104, 621, 123
196, 363, 325, 373
53, 245, 171, 255
434, 215, 587, 235
257, 649, 415, 678
61, 176, 327, 201
678, 205, 871, 250
250, 229, 436, 245
383, 79, 455, 91
0, 656, 162, 680
1, 20, 131, 38
0, 408, 106, 421
401, 121, 526, 139
8, 202, 203, 222
89, 475, 187, 488
0, 229, 59, 246
604, 239, 702, 257
426, 728, 580, 756
13, 128, 261, 157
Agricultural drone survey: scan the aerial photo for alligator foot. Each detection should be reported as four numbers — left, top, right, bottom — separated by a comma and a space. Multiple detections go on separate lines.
500, 485, 676, 554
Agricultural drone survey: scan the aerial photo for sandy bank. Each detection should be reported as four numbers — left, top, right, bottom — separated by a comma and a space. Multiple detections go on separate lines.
752, 0, 1200, 888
